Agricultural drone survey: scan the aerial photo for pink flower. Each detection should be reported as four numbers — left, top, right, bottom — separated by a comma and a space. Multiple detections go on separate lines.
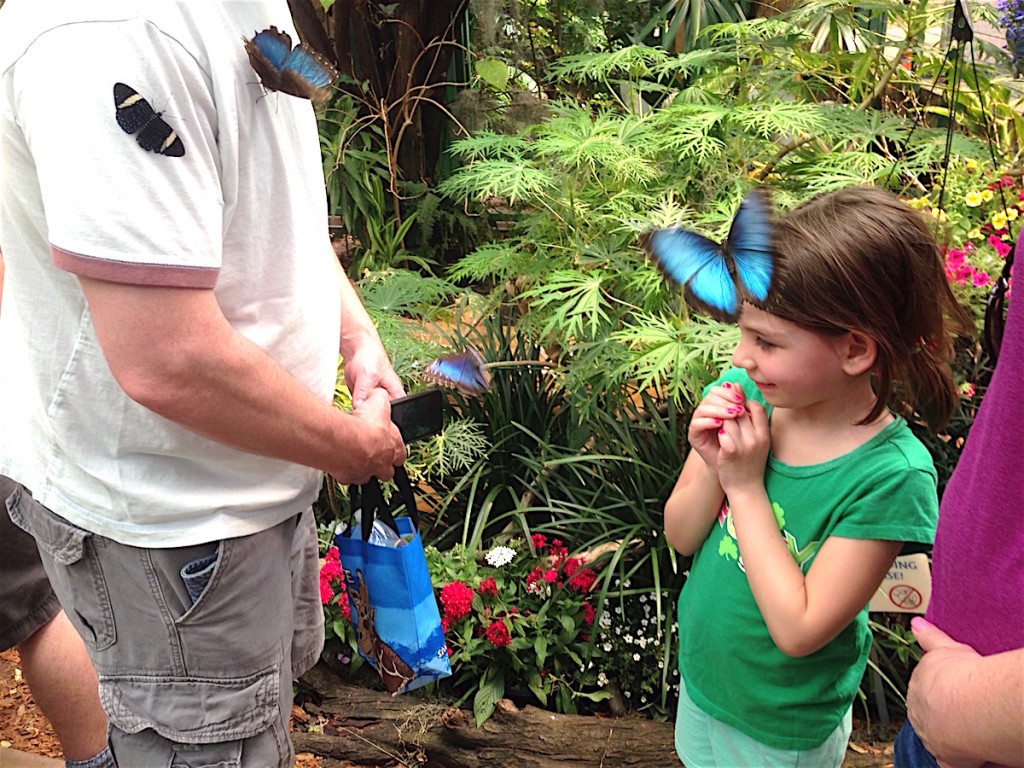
990, 234, 1012, 257
972, 271, 991, 287
478, 577, 498, 596
485, 619, 512, 647
439, 581, 475, 621
959, 382, 976, 399
319, 579, 334, 605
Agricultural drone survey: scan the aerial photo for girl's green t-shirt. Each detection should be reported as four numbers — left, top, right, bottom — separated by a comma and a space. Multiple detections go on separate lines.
677, 367, 938, 750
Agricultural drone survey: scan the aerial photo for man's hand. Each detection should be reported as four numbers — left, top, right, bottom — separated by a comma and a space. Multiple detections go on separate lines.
343, 342, 404, 409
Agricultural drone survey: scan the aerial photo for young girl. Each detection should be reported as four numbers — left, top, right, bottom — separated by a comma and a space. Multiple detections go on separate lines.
663, 186, 973, 766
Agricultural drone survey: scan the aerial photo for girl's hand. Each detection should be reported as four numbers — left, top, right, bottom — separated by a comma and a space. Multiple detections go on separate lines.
716, 400, 770, 495
687, 382, 748, 471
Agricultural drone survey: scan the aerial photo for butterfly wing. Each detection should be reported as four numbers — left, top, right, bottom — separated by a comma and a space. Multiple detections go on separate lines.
422, 348, 491, 395
725, 190, 774, 302
279, 46, 338, 103
112, 83, 185, 157
245, 27, 293, 92
250, 26, 292, 70
646, 227, 739, 321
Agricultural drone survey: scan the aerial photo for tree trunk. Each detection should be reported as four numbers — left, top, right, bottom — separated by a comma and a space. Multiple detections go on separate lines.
292, 664, 676, 767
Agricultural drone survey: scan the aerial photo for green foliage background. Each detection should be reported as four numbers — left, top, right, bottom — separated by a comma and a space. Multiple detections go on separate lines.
315, 0, 1021, 727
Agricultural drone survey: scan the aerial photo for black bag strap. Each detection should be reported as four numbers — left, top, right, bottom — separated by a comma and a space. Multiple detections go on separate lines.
347, 465, 419, 542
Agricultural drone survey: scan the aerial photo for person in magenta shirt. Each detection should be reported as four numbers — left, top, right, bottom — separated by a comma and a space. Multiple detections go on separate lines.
895, 238, 1024, 767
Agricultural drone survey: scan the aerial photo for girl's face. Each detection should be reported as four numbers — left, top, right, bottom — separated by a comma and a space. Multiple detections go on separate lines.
732, 304, 854, 410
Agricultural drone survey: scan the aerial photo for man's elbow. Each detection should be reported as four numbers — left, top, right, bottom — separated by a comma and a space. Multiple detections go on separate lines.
107, 354, 201, 417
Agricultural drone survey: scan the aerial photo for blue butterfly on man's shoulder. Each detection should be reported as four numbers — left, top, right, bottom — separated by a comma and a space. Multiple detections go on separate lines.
244, 26, 338, 104
644, 190, 775, 323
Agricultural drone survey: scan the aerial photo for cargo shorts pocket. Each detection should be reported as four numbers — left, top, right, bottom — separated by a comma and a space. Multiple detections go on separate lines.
100, 663, 282, 748
6, 488, 116, 651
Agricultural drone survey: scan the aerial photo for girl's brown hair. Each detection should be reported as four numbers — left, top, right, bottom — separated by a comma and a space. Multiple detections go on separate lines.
759, 186, 973, 433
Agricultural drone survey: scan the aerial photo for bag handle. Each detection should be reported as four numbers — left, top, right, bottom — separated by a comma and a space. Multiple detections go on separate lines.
348, 465, 419, 542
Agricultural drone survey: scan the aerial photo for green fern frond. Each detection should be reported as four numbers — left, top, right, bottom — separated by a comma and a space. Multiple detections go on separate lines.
647, 103, 729, 162
519, 269, 617, 341
446, 130, 530, 162
732, 102, 829, 141
610, 314, 739, 403
356, 269, 457, 317
447, 242, 535, 284
420, 418, 491, 479
438, 159, 557, 205
547, 45, 673, 83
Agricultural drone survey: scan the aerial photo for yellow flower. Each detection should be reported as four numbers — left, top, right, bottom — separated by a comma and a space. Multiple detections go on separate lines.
982, 189, 994, 202
965, 190, 983, 207
930, 208, 947, 222
992, 210, 1008, 230
906, 196, 930, 210
968, 227, 982, 240
1008, 207, 1019, 221
965, 158, 978, 171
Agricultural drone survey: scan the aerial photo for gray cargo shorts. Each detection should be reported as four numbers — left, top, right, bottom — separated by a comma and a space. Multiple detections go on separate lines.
7, 486, 325, 768
0, 475, 61, 650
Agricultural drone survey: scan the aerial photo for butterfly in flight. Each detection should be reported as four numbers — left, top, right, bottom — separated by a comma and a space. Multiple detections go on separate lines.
422, 346, 491, 396
112, 83, 185, 157
644, 190, 774, 323
244, 26, 338, 104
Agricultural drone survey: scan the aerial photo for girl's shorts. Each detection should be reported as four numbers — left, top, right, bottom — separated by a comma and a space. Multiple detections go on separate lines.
675, 681, 852, 767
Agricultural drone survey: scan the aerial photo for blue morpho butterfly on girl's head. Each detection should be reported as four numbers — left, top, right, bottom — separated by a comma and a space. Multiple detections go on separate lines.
422, 346, 491, 396
244, 26, 338, 104
644, 190, 775, 323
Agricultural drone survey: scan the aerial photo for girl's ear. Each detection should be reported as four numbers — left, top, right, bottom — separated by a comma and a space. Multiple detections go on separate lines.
841, 330, 878, 376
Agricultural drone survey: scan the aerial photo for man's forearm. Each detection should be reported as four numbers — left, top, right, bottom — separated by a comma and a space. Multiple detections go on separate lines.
78, 276, 400, 483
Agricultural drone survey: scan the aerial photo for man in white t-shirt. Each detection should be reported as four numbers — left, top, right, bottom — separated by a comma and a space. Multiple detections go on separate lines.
0, 1, 406, 765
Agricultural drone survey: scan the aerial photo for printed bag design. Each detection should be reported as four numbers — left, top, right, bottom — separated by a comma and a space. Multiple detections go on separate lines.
336, 468, 451, 695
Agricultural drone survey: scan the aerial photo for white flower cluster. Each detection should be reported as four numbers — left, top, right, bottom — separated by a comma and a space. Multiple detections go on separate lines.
485, 545, 516, 567
594, 586, 679, 710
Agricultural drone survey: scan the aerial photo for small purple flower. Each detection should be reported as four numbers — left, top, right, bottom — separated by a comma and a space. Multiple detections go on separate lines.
999, 0, 1024, 73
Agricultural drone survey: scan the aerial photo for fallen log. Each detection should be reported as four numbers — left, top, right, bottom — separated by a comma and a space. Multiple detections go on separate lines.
292, 664, 676, 767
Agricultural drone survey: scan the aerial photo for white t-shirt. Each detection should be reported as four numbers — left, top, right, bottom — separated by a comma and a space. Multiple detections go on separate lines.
0, 0, 342, 546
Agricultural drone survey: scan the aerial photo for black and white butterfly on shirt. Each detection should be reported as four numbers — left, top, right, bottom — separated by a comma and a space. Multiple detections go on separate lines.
112, 83, 185, 157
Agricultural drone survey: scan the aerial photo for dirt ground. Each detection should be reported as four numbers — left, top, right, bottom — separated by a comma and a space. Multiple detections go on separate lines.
1, 647, 896, 767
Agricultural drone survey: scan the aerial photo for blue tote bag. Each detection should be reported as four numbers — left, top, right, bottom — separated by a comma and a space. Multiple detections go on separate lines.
336, 466, 451, 695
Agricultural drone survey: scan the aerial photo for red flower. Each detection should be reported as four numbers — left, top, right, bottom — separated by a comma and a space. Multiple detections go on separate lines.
441, 615, 451, 633
478, 577, 498, 596
549, 539, 568, 566
569, 568, 598, 593
485, 619, 512, 647
440, 581, 475, 621
531, 533, 548, 550
543, 569, 558, 583
562, 556, 583, 578
582, 602, 596, 625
